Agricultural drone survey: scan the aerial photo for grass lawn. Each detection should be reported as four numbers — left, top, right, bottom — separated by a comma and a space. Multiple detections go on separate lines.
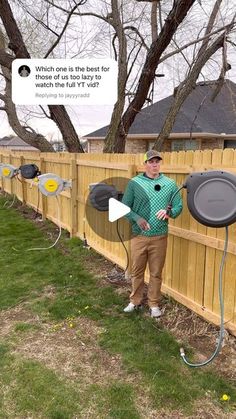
0, 194, 235, 418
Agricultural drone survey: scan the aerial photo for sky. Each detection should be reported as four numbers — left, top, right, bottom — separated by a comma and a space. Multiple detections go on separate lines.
0, 0, 236, 141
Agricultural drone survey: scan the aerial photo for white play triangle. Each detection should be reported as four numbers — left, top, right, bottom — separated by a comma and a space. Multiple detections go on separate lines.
108, 198, 130, 222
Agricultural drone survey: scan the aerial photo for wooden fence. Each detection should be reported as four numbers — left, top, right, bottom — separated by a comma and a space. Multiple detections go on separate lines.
0, 149, 236, 335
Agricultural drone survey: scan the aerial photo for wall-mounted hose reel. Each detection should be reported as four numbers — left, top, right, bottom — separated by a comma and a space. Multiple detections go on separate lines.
0, 163, 40, 180
184, 171, 236, 228
0, 164, 18, 179
37, 173, 72, 197
179, 170, 236, 368
89, 183, 122, 211
19, 164, 41, 179
18, 164, 71, 197
0, 162, 71, 198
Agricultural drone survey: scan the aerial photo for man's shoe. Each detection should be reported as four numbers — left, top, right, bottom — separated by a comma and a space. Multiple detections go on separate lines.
124, 302, 142, 313
150, 306, 162, 318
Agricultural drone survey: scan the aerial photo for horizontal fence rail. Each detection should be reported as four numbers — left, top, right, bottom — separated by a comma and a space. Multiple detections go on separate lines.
0, 148, 236, 336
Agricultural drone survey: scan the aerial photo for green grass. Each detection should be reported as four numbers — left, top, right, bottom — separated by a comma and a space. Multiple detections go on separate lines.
0, 343, 139, 419
85, 382, 141, 419
0, 342, 81, 418
14, 322, 41, 333
0, 196, 235, 417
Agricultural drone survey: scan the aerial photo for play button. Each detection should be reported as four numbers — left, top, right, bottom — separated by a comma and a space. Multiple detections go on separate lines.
85, 176, 150, 242
108, 198, 130, 222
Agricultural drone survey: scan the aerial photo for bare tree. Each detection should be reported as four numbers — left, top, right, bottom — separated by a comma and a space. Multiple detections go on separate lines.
44, 0, 161, 153
103, 0, 127, 152
0, 29, 54, 151
153, 0, 236, 150
0, 0, 84, 152
108, 0, 197, 152
103, 0, 165, 152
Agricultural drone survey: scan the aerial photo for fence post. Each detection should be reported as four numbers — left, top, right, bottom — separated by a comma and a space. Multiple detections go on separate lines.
70, 154, 77, 238
39, 156, 47, 220
125, 164, 136, 280
20, 155, 26, 204
0, 152, 2, 190
9, 153, 13, 195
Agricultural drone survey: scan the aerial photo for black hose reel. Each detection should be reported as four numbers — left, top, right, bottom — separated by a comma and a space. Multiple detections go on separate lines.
19, 164, 41, 179
185, 171, 236, 228
180, 170, 236, 368
89, 183, 123, 211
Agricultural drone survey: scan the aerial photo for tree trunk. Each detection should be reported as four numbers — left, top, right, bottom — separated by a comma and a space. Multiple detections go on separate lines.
153, 33, 226, 150
153, 0, 229, 150
49, 106, 84, 152
3, 67, 54, 151
0, 49, 14, 68
103, 0, 127, 153
0, 0, 30, 58
151, 1, 158, 42
0, 0, 84, 153
112, 0, 196, 152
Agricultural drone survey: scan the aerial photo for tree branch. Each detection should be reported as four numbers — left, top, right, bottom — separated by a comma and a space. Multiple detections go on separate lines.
0, 92, 6, 102
0, 0, 30, 57
227, 39, 236, 48
154, 28, 232, 150
112, 0, 197, 152
39, 105, 51, 119
151, 1, 158, 42
171, 37, 192, 69
44, 2, 81, 58
159, 23, 235, 64
44, 1, 109, 24
0, 49, 13, 69
211, 33, 229, 102
16, 0, 59, 37
1, 65, 54, 151
158, 1, 163, 31
0, 0, 84, 152
189, 95, 207, 141
127, 43, 143, 86
112, 33, 118, 61
124, 25, 149, 50
135, 0, 161, 2
210, 11, 236, 101
196, 0, 223, 59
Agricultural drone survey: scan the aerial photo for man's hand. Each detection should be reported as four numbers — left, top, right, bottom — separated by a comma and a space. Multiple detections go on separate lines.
156, 209, 169, 220
137, 218, 150, 230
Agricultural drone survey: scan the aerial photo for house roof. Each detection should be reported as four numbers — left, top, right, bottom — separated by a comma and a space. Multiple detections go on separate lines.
86, 79, 236, 138
0, 136, 39, 151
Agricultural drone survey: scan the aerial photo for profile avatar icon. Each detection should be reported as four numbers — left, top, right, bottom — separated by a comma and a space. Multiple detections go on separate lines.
18, 65, 31, 77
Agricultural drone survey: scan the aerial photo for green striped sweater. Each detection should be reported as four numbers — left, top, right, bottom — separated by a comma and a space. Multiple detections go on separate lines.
122, 173, 183, 236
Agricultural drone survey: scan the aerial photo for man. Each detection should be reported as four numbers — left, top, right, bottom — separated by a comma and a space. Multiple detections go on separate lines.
122, 150, 183, 317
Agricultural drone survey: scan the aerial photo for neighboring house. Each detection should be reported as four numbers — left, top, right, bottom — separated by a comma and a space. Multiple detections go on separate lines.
85, 79, 236, 153
51, 141, 67, 152
0, 136, 40, 152
51, 139, 87, 152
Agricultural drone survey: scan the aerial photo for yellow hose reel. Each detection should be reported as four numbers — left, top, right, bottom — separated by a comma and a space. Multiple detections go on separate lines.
37, 173, 72, 196
0, 164, 18, 179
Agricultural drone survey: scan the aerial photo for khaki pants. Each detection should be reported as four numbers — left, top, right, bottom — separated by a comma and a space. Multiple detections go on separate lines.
130, 235, 167, 308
